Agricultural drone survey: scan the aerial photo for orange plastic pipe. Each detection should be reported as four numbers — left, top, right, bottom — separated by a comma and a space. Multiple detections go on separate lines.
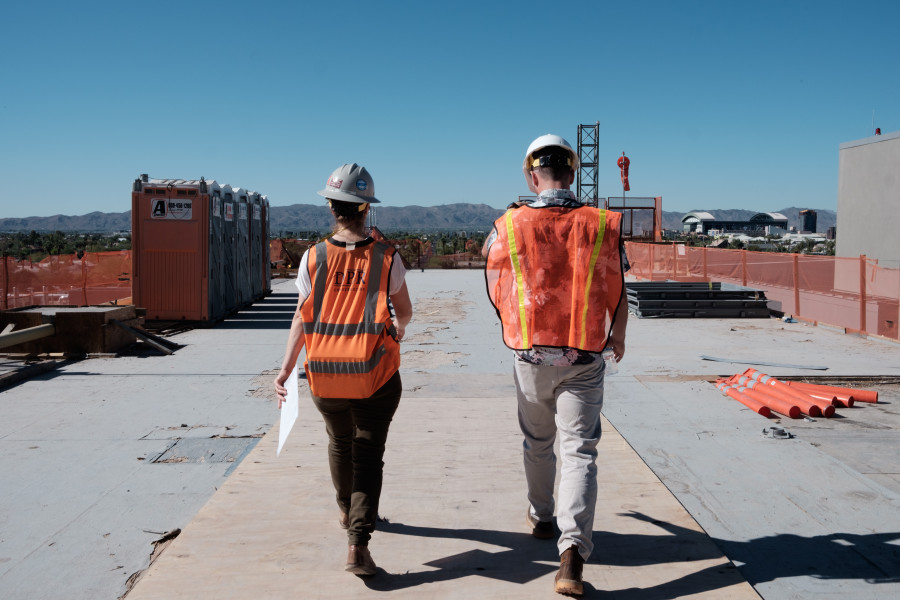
716, 382, 771, 417
733, 375, 820, 417
744, 370, 824, 417
732, 382, 801, 418
780, 381, 840, 405
785, 380, 877, 404
784, 384, 854, 408
799, 394, 836, 417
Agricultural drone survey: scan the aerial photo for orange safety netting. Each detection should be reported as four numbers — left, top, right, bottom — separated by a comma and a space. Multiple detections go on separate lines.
625, 242, 900, 340
1, 251, 132, 310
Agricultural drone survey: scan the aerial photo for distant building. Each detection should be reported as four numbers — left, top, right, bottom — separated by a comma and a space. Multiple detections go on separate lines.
799, 209, 817, 233
837, 129, 900, 268
682, 211, 789, 235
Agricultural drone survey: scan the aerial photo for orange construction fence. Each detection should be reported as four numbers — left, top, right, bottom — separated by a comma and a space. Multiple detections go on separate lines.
625, 242, 900, 341
1, 251, 132, 310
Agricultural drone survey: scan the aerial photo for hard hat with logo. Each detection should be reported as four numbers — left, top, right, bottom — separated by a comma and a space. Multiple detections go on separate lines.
317, 163, 380, 204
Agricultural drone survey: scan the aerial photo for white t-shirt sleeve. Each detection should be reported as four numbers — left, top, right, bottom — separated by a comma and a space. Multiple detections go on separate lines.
389, 254, 407, 295
294, 249, 311, 301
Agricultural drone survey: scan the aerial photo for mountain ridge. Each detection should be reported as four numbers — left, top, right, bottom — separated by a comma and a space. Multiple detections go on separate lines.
0, 204, 837, 234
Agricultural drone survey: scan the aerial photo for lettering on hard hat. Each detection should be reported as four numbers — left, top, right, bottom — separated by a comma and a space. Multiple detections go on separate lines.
328, 177, 343, 189
356, 179, 367, 191
334, 270, 366, 287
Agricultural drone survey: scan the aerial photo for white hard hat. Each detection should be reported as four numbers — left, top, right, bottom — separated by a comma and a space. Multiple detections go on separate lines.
523, 134, 580, 172
522, 134, 579, 192
317, 163, 380, 204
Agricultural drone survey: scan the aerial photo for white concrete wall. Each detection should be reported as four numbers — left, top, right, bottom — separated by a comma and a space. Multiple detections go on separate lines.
837, 130, 900, 268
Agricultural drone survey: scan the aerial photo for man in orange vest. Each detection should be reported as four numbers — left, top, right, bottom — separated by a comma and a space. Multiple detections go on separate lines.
484, 134, 628, 596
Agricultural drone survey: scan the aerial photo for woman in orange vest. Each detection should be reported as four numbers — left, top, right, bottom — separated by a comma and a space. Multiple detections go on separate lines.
274, 163, 413, 577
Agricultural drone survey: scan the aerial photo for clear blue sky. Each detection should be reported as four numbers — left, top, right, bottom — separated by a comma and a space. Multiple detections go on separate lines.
2, 0, 897, 219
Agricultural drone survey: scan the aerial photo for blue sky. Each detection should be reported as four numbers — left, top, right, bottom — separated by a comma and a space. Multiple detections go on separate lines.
2, 0, 897, 219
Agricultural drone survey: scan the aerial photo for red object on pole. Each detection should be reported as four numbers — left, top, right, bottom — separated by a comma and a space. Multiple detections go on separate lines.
785, 380, 876, 404
617, 152, 630, 192
716, 381, 771, 417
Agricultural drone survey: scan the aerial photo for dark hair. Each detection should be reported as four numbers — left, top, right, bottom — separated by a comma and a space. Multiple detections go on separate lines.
532, 147, 574, 182
329, 198, 367, 226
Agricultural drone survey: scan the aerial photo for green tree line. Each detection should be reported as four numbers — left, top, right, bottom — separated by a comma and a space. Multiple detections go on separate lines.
0, 231, 132, 262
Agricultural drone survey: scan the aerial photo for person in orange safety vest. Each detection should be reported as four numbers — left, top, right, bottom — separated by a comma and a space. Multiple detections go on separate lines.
274, 163, 413, 578
483, 134, 628, 597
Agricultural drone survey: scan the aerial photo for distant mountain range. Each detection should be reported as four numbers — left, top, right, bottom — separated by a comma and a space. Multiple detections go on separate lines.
0, 204, 837, 235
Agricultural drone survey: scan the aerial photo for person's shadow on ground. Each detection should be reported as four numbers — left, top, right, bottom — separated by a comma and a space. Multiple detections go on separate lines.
362, 512, 900, 598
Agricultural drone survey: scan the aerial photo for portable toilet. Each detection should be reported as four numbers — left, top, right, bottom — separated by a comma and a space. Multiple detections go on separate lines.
208, 183, 228, 321
233, 188, 251, 307
221, 187, 238, 314
248, 191, 264, 301
132, 176, 214, 321
261, 195, 272, 294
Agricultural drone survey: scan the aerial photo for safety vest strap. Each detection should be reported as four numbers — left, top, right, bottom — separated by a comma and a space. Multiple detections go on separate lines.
579, 209, 607, 348
311, 241, 329, 321
363, 243, 386, 327
504, 211, 530, 349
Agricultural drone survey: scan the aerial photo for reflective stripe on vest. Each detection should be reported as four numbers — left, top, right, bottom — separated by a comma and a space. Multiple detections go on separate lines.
504, 211, 530, 348
308, 343, 387, 375
580, 209, 606, 348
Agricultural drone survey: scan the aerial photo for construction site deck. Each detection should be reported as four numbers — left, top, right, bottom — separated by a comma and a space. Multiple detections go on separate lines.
1, 270, 898, 599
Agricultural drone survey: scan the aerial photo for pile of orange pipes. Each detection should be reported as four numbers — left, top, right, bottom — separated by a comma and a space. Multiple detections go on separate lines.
715, 368, 879, 419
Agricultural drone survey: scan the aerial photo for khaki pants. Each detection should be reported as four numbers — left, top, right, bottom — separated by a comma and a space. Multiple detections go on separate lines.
514, 359, 605, 560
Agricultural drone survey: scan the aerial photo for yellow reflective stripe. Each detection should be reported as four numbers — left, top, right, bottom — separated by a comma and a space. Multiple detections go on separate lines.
505, 211, 529, 348
580, 209, 607, 348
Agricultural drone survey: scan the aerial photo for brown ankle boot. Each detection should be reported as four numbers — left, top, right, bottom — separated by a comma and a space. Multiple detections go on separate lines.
555, 544, 584, 596
345, 544, 377, 576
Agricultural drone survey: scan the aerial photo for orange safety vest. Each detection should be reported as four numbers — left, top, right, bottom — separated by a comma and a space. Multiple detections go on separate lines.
299, 239, 400, 398
485, 205, 624, 352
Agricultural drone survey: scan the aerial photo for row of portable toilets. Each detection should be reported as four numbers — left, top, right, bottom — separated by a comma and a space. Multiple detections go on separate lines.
131, 174, 271, 322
